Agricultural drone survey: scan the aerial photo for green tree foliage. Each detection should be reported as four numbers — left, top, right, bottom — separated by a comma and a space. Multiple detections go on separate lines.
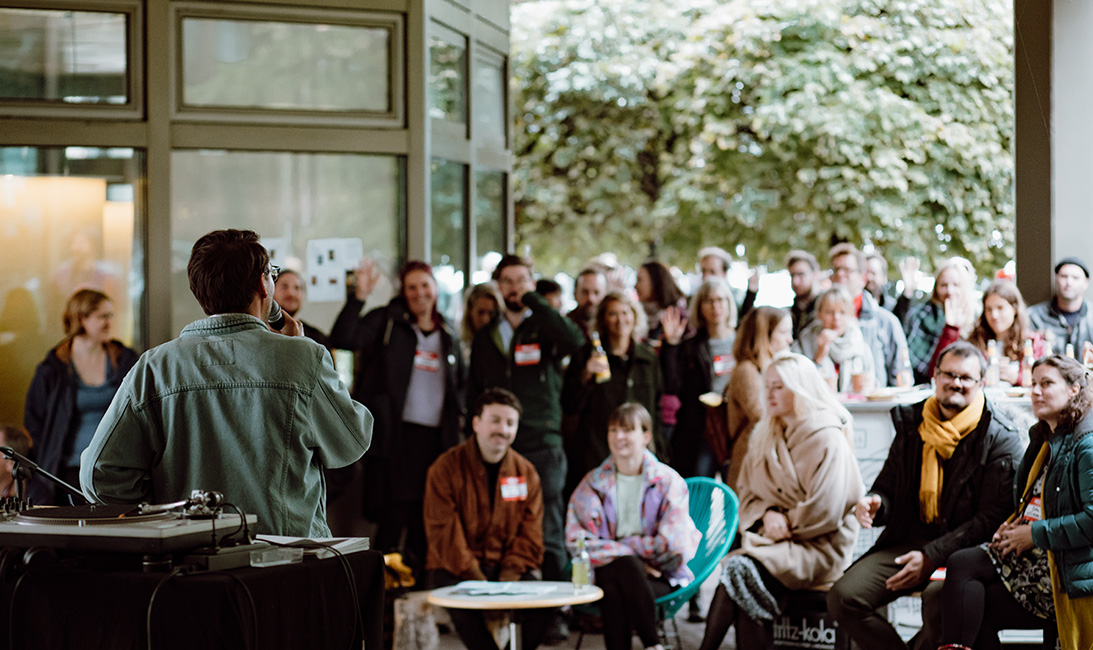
511, 0, 1014, 277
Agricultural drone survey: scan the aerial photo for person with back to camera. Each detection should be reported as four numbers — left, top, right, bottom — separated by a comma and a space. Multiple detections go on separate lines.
24, 289, 137, 505
81, 229, 372, 538
697, 353, 864, 649
566, 402, 701, 650
328, 258, 465, 573
939, 355, 1093, 650
719, 306, 794, 491
967, 279, 1047, 386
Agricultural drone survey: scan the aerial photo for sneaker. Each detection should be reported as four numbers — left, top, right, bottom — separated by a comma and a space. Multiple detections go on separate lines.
543, 615, 569, 645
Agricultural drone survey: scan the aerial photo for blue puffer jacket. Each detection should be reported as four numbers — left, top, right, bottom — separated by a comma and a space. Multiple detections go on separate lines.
1024, 413, 1093, 598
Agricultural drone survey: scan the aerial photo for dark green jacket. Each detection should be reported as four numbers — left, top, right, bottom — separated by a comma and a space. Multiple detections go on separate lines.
469, 291, 585, 453
1026, 413, 1093, 598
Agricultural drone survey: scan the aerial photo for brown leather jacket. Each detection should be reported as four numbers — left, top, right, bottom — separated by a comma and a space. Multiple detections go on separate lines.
424, 438, 543, 581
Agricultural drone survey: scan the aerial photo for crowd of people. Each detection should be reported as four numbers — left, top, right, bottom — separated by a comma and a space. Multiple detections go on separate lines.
11, 232, 1093, 650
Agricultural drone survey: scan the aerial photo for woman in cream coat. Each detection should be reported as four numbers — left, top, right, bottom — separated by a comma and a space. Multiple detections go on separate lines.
698, 352, 864, 649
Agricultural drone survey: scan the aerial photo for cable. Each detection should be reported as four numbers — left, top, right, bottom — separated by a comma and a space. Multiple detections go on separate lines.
146, 566, 185, 650
262, 538, 363, 650
7, 571, 27, 650
218, 503, 248, 547
216, 572, 258, 650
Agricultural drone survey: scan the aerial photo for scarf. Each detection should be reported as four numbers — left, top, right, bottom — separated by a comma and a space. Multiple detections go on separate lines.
826, 324, 868, 392
917, 391, 986, 523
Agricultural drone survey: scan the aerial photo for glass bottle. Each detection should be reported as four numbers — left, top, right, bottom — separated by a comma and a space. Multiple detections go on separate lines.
572, 531, 592, 590
896, 347, 914, 388
985, 340, 1000, 387
590, 331, 611, 384
1020, 339, 1034, 388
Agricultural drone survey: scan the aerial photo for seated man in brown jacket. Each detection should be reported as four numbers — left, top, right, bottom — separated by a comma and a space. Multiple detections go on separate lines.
424, 388, 551, 650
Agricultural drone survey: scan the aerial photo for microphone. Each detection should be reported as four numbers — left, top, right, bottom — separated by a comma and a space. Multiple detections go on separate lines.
268, 299, 285, 330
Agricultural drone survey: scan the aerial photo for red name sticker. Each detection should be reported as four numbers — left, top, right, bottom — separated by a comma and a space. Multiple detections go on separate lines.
514, 344, 542, 366
414, 350, 440, 372
500, 477, 528, 501
713, 354, 734, 376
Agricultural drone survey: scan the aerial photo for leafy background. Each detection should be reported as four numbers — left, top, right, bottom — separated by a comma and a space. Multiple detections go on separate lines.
511, 0, 1014, 277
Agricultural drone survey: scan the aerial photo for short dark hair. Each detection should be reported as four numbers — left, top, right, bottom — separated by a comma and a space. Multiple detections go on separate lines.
188, 229, 270, 316
536, 278, 562, 296
1032, 355, 1093, 431
473, 388, 523, 418
935, 340, 988, 378
492, 254, 534, 282
0, 424, 31, 457
640, 260, 685, 310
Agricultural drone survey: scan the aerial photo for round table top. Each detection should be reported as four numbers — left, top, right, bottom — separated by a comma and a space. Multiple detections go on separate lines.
427, 581, 604, 610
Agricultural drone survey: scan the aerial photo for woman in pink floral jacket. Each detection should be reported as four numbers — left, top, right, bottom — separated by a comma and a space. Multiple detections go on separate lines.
566, 402, 701, 650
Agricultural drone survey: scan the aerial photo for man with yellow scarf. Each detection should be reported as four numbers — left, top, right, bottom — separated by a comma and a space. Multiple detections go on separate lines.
827, 341, 1024, 650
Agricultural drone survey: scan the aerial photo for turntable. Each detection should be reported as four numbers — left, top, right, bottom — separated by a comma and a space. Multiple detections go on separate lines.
0, 502, 258, 554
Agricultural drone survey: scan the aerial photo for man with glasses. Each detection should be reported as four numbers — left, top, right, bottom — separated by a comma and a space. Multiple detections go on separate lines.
827, 341, 1023, 650
82, 229, 373, 537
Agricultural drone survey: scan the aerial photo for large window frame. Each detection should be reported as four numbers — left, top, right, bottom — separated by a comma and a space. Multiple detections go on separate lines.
170, 2, 405, 128
0, 0, 144, 120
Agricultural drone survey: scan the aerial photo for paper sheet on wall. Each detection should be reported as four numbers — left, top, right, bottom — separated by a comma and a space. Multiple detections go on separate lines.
305, 238, 363, 303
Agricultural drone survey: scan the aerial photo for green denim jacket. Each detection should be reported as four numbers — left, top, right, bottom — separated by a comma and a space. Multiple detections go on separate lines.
81, 314, 373, 537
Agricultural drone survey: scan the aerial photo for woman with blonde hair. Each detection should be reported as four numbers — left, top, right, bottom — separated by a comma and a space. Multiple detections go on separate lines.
698, 353, 864, 649
460, 282, 501, 361
717, 306, 792, 490
24, 289, 138, 505
794, 286, 876, 393
897, 256, 977, 384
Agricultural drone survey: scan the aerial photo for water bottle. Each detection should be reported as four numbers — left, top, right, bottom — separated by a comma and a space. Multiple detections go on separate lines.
572, 531, 592, 590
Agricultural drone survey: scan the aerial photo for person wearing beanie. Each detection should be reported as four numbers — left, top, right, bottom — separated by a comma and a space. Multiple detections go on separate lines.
1028, 257, 1093, 357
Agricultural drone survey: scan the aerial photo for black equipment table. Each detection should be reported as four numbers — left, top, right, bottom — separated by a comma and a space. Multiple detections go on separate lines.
0, 547, 384, 650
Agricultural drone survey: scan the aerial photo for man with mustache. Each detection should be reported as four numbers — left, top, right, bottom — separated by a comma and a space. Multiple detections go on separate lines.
470, 253, 585, 641
423, 388, 550, 650
827, 341, 1023, 650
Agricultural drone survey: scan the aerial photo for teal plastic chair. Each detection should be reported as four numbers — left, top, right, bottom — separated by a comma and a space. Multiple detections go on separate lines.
574, 476, 740, 650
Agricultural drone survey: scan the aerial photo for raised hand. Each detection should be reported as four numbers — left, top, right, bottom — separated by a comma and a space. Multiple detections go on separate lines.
660, 306, 688, 345
899, 257, 920, 297
354, 257, 382, 302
